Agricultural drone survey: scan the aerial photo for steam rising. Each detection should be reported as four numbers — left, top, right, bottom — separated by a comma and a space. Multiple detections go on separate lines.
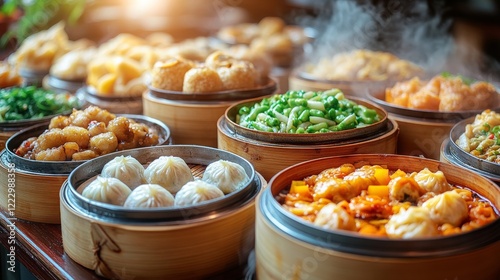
293, 0, 500, 83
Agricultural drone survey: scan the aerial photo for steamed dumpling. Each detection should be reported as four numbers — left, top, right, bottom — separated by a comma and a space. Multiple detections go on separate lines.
202, 160, 249, 194
101, 155, 147, 189
412, 168, 452, 194
421, 190, 468, 226
144, 156, 194, 194
174, 180, 224, 206
313, 203, 356, 231
123, 184, 175, 208
82, 176, 131, 206
385, 206, 438, 239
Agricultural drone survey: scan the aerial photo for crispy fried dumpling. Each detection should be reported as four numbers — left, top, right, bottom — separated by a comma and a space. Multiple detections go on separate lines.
421, 190, 468, 226
144, 156, 194, 194
202, 160, 249, 194
82, 175, 131, 206
101, 155, 147, 189
412, 168, 452, 194
174, 180, 224, 206
313, 203, 356, 231
385, 206, 438, 239
123, 184, 175, 208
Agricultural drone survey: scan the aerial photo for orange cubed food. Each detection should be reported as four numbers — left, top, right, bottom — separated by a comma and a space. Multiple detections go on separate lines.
367, 185, 389, 198
374, 168, 390, 185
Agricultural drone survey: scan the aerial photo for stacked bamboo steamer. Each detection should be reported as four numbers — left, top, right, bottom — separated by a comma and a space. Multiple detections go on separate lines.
0, 115, 171, 223
367, 88, 500, 160
143, 78, 277, 148
218, 94, 398, 181
256, 154, 500, 280
60, 145, 265, 279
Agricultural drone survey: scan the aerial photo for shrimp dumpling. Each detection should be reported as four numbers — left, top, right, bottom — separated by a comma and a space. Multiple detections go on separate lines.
144, 156, 194, 194
174, 180, 224, 206
202, 160, 249, 194
421, 190, 468, 226
412, 168, 452, 194
314, 203, 356, 231
385, 206, 438, 239
101, 155, 147, 189
82, 176, 131, 206
123, 184, 175, 208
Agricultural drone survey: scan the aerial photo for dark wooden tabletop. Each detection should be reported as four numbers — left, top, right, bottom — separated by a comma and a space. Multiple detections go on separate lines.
0, 207, 105, 280
0, 206, 253, 280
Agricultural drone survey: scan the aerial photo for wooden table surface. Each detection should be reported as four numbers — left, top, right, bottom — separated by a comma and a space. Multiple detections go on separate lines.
0, 207, 252, 280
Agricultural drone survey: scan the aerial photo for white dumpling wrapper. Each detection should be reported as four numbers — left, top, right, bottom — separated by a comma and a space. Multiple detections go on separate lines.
174, 180, 224, 206
421, 190, 468, 226
202, 160, 249, 194
82, 176, 131, 206
412, 168, 452, 194
101, 155, 147, 189
385, 206, 438, 239
144, 156, 194, 194
313, 203, 356, 231
124, 184, 175, 208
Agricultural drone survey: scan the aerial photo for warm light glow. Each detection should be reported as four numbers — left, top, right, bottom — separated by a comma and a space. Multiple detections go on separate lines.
124, 0, 176, 18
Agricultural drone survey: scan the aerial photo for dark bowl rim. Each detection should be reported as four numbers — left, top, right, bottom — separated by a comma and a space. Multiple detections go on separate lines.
0, 87, 85, 127
366, 89, 500, 121
261, 153, 500, 258
223, 94, 389, 144
448, 115, 500, 174
63, 145, 258, 224
4, 114, 171, 174
147, 77, 277, 102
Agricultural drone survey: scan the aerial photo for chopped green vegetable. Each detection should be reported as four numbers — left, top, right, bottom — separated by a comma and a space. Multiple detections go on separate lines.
235, 89, 381, 134
0, 86, 80, 122
440, 71, 475, 86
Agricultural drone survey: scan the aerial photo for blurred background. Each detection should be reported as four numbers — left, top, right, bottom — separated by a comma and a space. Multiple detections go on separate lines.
1, 0, 499, 76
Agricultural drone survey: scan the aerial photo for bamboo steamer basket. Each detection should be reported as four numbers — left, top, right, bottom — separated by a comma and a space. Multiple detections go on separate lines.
288, 70, 394, 99
0, 115, 171, 224
256, 154, 500, 280
76, 86, 143, 115
143, 79, 277, 148
440, 117, 500, 184
60, 145, 265, 279
217, 96, 398, 181
366, 89, 498, 160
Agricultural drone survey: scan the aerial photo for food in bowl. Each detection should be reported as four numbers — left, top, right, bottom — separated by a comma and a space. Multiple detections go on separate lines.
280, 163, 498, 238
235, 89, 381, 133
455, 109, 500, 163
50, 47, 97, 81
0, 86, 80, 122
9, 22, 95, 72
216, 16, 310, 66
304, 49, 423, 82
385, 73, 498, 112
14, 106, 160, 161
81, 155, 249, 208
150, 51, 259, 93
0, 61, 22, 88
